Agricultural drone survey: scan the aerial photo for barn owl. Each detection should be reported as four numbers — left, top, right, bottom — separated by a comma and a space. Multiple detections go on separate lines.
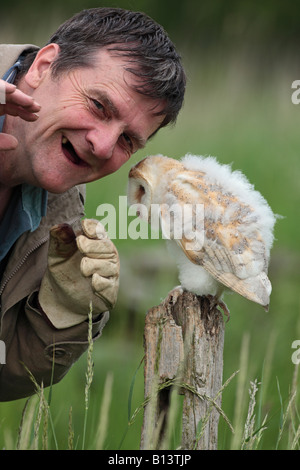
127, 154, 277, 314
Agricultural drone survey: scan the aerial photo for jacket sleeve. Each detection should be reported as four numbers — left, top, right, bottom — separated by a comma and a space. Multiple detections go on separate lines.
0, 291, 109, 401
0, 185, 112, 401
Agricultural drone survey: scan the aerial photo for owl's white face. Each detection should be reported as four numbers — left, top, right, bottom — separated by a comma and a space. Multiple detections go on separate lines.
128, 155, 183, 221
127, 154, 276, 310
128, 155, 189, 240
127, 164, 153, 222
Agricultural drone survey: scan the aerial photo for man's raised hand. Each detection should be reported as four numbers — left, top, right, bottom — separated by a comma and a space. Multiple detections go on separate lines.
0, 80, 40, 149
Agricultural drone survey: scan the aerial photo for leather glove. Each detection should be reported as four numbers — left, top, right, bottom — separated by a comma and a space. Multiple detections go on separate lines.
38, 219, 120, 329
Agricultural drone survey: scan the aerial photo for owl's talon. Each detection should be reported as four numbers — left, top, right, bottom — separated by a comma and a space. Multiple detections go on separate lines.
207, 295, 230, 322
218, 300, 230, 322
163, 285, 184, 308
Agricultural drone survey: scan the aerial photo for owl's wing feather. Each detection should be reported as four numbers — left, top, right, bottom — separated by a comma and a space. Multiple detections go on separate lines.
166, 173, 272, 309
202, 248, 271, 309
176, 234, 271, 310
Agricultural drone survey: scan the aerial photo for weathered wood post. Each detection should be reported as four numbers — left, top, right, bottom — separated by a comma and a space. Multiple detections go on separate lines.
140, 290, 225, 450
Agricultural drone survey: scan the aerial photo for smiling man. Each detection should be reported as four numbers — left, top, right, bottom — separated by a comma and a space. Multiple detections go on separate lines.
0, 7, 186, 400
3, 45, 166, 192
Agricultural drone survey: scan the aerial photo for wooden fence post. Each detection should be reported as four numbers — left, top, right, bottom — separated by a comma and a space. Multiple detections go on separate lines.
140, 290, 225, 450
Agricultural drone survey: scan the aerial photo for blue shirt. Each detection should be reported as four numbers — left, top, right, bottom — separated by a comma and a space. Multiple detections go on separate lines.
0, 55, 48, 271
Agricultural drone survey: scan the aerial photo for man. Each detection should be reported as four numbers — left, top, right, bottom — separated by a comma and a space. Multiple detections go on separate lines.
0, 8, 186, 401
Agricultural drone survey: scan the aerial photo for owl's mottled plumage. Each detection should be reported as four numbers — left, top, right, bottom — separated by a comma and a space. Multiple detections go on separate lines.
127, 154, 277, 311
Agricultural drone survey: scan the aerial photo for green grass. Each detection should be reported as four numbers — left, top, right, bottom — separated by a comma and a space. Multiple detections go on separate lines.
1, 52, 300, 450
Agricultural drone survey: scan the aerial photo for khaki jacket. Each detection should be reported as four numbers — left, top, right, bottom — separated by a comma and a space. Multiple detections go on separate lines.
0, 45, 109, 401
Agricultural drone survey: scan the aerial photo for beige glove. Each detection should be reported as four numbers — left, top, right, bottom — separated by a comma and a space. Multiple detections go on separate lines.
38, 219, 120, 329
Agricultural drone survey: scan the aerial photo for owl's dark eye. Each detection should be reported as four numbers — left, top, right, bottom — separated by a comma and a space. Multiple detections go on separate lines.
136, 184, 145, 201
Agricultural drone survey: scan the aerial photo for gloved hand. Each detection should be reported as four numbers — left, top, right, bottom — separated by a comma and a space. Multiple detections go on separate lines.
38, 219, 120, 329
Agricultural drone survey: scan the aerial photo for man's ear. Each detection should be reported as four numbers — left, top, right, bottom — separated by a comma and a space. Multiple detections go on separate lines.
24, 43, 60, 89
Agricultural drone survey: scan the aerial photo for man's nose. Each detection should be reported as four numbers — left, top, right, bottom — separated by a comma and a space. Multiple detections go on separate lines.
86, 125, 120, 160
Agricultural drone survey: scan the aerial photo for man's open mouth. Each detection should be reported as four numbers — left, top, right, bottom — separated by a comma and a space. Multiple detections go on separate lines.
61, 136, 87, 167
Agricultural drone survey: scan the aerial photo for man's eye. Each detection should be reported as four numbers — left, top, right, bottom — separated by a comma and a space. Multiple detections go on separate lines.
121, 133, 133, 150
92, 99, 104, 111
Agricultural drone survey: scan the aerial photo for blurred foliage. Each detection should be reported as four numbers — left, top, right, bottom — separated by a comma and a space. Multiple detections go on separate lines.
1, 0, 300, 56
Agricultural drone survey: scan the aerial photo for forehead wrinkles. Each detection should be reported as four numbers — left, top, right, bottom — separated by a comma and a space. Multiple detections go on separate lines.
57, 70, 90, 108
90, 48, 166, 114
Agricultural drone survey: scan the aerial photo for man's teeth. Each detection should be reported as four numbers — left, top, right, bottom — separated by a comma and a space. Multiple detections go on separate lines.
62, 136, 68, 145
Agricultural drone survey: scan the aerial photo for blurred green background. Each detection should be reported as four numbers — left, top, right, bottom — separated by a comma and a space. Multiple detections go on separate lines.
1, 0, 300, 450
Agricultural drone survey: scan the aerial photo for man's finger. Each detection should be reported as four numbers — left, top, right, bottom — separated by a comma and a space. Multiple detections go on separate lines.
0, 102, 40, 122
0, 79, 40, 112
76, 235, 118, 258
80, 257, 119, 277
81, 218, 107, 240
6, 88, 41, 111
1, 81, 16, 95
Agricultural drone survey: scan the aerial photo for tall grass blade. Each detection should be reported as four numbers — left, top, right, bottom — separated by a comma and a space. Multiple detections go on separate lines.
47, 344, 56, 407
118, 356, 144, 449
94, 372, 114, 450
276, 376, 297, 450
68, 406, 74, 450
17, 396, 38, 450
230, 332, 250, 449
82, 302, 94, 450
128, 356, 144, 422
32, 383, 44, 450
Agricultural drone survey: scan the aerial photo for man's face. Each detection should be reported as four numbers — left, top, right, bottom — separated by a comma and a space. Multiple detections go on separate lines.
6, 45, 166, 193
